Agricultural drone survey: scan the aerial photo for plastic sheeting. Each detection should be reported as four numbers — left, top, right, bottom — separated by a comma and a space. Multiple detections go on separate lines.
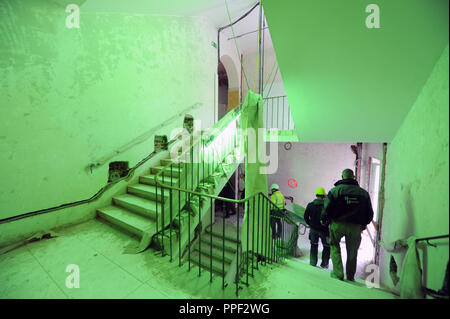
399, 236, 425, 299
240, 91, 269, 255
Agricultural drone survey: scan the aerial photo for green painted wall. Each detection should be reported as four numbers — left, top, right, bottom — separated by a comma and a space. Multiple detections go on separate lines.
380, 45, 449, 293
0, 0, 218, 219
263, 0, 448, 142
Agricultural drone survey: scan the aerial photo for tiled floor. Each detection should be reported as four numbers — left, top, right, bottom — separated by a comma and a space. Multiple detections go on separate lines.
0, 219, 396, 299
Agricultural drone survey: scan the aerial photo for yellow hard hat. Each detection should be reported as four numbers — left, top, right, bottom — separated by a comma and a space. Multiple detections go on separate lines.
315, 187, 326, 196
271, 184, 279, 190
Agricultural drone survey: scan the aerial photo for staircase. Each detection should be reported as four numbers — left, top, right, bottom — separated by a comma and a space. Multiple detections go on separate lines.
97, 155, 183, 250
189, 225, 240, 278
95, 104, 281, 295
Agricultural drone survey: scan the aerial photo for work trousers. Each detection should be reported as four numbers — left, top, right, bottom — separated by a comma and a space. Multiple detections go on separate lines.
329, 221, 362, 280
270, 216, 282, 239
309, 229, 330, 267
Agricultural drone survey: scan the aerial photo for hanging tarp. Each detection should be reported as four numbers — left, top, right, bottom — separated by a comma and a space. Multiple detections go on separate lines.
240, 91, 269, 255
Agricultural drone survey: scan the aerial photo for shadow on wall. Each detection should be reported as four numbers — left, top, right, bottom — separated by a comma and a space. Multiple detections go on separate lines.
387, 183, 416, 289
418, 243, 428, 288
403, 183, 416, 239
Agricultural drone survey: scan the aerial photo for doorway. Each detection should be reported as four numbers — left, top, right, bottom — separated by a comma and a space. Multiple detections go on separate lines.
218, 61, 229, 121
354, 156, 381, 278
217, 55, 240, 122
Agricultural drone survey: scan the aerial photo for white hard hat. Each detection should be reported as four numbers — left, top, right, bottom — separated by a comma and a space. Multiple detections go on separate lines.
271, 184, 279, 190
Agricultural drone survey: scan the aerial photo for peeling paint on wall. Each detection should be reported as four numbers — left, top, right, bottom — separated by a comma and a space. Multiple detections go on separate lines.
380, 45, 449, 293
0, 0, 220, 218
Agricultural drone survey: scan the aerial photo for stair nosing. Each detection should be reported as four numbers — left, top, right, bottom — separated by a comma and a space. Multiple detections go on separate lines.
127, 184, 169, 197
97, 206, 155, 234
206, 229, 241, 244
193, 246, 234, 264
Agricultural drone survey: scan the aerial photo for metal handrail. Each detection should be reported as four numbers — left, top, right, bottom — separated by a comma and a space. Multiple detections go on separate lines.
88, 102, 202, 172
0, 106, 201, 225
416, 234, 449, 243
152, 105, 298, 296
262, 95, 294, 130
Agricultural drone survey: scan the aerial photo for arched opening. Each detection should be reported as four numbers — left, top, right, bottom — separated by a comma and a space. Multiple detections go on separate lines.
217, 61, 229, 120
217, 55, 240, 121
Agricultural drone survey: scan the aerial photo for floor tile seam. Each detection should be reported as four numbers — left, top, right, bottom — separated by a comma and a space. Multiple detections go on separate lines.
25, 245, 71, 299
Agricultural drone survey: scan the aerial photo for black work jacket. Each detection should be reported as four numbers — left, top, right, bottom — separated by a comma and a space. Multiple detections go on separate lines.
304, 198, 329, 234
321, 179, 374, 227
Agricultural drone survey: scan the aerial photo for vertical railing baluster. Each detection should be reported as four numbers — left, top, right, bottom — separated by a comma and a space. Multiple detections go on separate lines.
197, 137, 200, 190
261, 197, 265, 266
283, 219, 286, 261
256, 194, 260, 270
202, 131, 205, 187
268, 200, 273, 264
277, 206, 280, 263
277, 97, 279, 129
265, 200, 268, 266
178, 184, 181, 267
156, 175, 159, 253
170, 165, 173, 262
282, 217, 285, 261
246, 197, 249, 286
272, 205, 275, 263
236, 198, 239, 297
188, 193, 191, 272
210, 198, 213, 283
282, 97, 285, 130
190, 139, 195, 191
263, 200, 270, 266
222, 199, 225, 290
275, 215, 278, 262
198, 194, 201, 277
169, 188, 173, 262
265, 100, 268, 129
252, 195, 255, 276
163, 168, 165, 256
271, 98, 274, 129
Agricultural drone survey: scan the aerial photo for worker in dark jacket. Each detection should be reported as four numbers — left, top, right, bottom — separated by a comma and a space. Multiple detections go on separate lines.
321, 169, 374, 281
304, 187, 330, 268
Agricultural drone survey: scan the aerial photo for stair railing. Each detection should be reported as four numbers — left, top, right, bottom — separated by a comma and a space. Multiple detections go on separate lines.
152, 106, 299, 296
263, 95, 295, 130
152, 105, 243, 262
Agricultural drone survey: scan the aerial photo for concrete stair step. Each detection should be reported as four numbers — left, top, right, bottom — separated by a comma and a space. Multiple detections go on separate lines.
189, 250, 227, 277
150, 166, 183, 178
193, 241, 235, 264
127, 183, 169, 202
113, 193, 159, 220
140, 174, 180, 187
205, 228, 241, 245
160, 158, 182, 168
200, 236, 239, 254
97, 205, 156, 237
172, 210, 190, 229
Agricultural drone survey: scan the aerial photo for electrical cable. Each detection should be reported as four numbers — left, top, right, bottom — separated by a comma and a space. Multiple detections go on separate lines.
0, 149, 158, 224
223, 0, 252, 91
252, 2, 262, 92
262, 59, 277, 93
263, 66, 279, 99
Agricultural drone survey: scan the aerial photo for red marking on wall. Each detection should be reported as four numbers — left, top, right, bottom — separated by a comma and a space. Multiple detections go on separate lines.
288, 179, 298, 189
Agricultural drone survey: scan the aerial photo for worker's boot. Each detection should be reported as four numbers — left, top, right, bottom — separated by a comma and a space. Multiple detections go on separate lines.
330, 272, 344, 281
320, 243, 330, 268
310, 243, 318, 267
